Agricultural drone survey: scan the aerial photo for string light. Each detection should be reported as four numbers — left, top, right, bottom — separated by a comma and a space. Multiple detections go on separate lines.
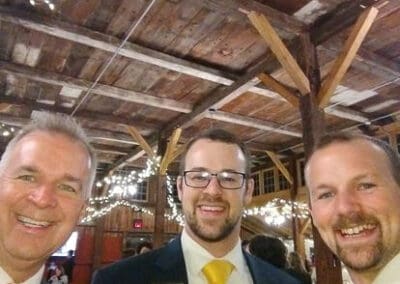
28, 0, 56, 10
0, 124, 16, 138
166, 175, 184, 226
244, 198, 309, 226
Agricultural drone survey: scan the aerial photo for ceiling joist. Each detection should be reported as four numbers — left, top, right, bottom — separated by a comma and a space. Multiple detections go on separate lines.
258, 73, 299, 107
318, 7, 379, 107
247, 11, 310, 95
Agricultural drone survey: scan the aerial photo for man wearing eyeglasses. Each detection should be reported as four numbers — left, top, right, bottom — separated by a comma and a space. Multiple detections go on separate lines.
92, 129, 298, 284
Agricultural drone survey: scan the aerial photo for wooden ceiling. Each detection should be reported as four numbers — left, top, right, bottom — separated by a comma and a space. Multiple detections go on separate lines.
0, 0, 399, 178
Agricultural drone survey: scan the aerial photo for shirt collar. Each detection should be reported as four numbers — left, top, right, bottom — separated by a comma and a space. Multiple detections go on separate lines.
0, 265, 44, 284
181, 228, 247, 278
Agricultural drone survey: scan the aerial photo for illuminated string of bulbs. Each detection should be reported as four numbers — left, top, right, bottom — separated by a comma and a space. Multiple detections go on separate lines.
244, 198, 309, 226
0, 124, 16, 137
166, 175, 184, 226
29, 0, 55, 10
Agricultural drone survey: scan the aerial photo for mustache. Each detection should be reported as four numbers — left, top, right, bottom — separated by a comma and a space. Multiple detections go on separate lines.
332, 212, 379, 230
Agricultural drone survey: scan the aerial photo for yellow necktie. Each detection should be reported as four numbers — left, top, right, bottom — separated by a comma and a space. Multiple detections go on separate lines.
202, 259, 234, 284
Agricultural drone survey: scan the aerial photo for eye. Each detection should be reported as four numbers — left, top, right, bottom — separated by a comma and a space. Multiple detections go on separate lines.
316, 191, 335, 200
58, 183, 78, 193
17, 175, 36, 182
358, 182, 376, 191
190, 172, 209, 181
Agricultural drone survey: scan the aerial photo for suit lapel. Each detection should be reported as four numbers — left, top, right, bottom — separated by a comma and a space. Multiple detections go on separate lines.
154, 237, 188, 284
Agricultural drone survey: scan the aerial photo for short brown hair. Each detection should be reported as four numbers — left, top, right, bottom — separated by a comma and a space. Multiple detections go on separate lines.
309, 133, 400, 186
179, 128, 252, 177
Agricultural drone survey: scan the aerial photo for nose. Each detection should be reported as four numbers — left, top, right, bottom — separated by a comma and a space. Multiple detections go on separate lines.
202, 176, 223, 196
27, 184, 58, 208
335, 191, 360, 216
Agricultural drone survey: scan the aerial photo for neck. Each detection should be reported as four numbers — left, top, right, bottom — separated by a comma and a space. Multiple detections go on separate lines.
185, 225, 240, 258
347, 268, 379, 284
0, 249, 43, 283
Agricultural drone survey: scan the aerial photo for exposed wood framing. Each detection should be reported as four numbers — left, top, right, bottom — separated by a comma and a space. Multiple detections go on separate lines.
126, 126, 154, 158
159, 128, 182, 175
300, 218, 312, 235
0, 7, 374, 124
206, 110, 302, 137
318, 7, 379, 107
200, 0, 307, 34
0, 60, 192, 113
258, 73, 299, 107
265, 151, 293, 185
247, 11, 310, 94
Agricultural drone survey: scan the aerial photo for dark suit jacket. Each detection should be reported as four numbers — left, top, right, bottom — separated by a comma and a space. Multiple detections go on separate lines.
92, 237, 299, 284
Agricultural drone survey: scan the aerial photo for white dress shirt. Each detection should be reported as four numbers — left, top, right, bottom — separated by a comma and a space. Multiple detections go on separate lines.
0, 265, 44, 284
181, 228, 253, 284
372, 252, 400, 284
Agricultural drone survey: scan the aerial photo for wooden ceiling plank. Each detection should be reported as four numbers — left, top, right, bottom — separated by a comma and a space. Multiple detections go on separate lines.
247, 11, 310, 95
160, 128, 182, 174
258, 73, 299, 107
0, 8, 372, 124
200, 0, 307, 34
0, 60, 192, 113
317, 7, 379, 107
205, 110, 302, 137
265, 150, 293, 185
126, 126, 154, 158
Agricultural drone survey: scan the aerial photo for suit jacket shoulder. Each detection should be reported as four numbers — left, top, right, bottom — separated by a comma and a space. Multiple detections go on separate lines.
91, 237, 188, 284
92, 237, 299, 284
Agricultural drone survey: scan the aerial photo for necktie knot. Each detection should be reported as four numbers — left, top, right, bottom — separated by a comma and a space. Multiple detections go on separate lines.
202, 259, 234, 284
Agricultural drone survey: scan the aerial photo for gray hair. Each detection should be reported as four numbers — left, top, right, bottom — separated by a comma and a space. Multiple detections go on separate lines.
0, 112, 97, 199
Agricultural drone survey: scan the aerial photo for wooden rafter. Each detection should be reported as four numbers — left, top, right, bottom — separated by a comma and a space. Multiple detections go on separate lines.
265, 151, 293, 185
258, 73, 299, 107
318, 7, 379, 107
159, 128, 182, 175
247, 11, 310, 95
0, 8, 375, 125
126, 126, 154, 158
300, 217, 311, 235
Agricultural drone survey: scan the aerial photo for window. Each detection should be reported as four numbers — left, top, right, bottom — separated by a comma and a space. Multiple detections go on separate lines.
278, 167, 290, 190
52, 231, 78, 256
251, 172, 261, 196
263, 169, 275, 193
131, 181, 148, 202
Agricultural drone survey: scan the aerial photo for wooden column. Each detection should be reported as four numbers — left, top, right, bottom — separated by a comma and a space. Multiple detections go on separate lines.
299, 33, 342, 284
92, 217, 105, 270
152, 137, 168, 248
289, 156, 306, 259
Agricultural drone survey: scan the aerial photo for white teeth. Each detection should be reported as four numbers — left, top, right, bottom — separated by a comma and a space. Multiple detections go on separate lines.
201, 206, 223, 211
17, 216, 51, 228
340, 224, 376, 236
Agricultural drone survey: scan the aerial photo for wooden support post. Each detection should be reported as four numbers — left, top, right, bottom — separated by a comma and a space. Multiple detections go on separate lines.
152, 137, 168, 248
92, 184, 107, 271
289, 156, 306, 259
299, 33, 342, 284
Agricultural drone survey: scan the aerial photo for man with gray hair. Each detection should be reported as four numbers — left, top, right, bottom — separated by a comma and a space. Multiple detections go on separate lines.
0, 112, 97, 283
305, 133, 400, 284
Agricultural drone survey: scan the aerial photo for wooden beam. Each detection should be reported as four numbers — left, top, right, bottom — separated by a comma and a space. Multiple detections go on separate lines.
265, 151, 293, 185
247, 11, 310, 95
126, 126, 154, 158
0, 60, 191, 113
206, 110, 302, 137
159, 128, 182, 175
318, 7, 379, 107
169, 144, 185, 164
258, 73, 299, 107
201, 0, 307, 34
0, 10, 371, 124
300, 217, 312, 235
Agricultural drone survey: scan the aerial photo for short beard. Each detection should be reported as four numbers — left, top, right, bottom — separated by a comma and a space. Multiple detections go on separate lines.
184, 208, 241, 243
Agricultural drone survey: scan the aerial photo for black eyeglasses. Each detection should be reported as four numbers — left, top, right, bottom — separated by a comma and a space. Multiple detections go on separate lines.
183, 170, 246, 190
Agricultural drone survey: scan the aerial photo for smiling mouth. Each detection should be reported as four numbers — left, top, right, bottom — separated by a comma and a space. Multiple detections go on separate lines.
17, 215, 52, 228
339, 224, 376, 237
